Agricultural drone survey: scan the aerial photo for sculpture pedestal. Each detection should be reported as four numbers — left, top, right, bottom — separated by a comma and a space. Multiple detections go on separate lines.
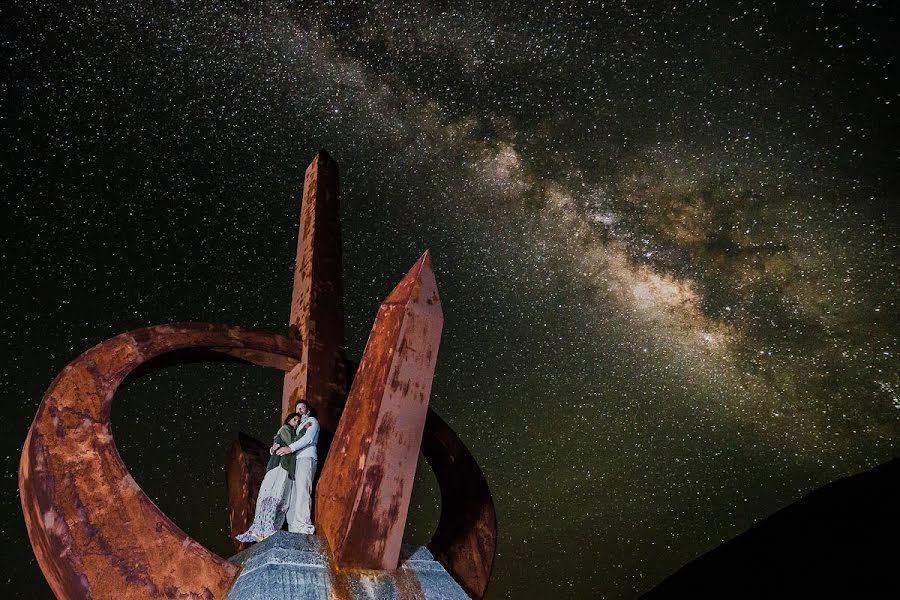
225, 531, 470, 600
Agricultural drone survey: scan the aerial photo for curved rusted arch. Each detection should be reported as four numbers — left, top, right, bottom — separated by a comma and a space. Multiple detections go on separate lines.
19, 323, 301, 600
20, 322, 497, 599
422, 410, 498, 599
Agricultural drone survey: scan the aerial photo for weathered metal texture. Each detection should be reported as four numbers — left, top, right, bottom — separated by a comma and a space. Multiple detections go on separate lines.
422, 411, 498, 600
282, 150, 348, 430
316, 251, 443, 571
226, 432, 272, 553
21, 148, 500, 598
19, 322, 300, 600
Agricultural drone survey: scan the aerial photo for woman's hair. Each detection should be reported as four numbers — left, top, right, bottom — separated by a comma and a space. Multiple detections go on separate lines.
283, 412, 301, 425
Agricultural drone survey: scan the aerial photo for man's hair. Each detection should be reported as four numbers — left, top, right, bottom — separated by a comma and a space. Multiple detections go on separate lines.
283, 412, 301, 426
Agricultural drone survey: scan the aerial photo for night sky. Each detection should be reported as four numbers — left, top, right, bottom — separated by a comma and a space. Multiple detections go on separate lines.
3, 1, 898, 598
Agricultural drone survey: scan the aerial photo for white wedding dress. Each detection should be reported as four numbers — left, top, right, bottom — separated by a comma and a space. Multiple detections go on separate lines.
235, 465, 293, 542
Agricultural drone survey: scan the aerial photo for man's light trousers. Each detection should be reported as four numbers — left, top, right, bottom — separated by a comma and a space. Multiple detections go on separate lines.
288, 457, 316, 534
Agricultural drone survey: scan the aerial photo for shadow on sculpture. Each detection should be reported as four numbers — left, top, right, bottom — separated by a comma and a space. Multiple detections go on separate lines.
20, 151, 496, 599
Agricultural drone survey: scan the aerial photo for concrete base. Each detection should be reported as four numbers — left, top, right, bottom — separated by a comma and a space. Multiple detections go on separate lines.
225, 531, 470, 600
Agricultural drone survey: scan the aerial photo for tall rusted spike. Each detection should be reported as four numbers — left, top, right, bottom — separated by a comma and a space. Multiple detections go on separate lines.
282, 149, 348, 428
316, 251, 443, 570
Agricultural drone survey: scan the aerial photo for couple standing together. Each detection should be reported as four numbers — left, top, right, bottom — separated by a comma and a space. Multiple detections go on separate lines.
236, 400, 319, 542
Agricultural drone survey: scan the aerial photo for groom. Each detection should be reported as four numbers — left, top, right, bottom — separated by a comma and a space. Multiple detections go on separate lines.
273, 400, 319, 534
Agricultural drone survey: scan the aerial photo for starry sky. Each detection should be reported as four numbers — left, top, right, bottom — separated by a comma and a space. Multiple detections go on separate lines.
3, 1, 898, 598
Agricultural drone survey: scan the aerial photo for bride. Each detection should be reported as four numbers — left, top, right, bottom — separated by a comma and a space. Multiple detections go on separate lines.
236, 412, 302, 542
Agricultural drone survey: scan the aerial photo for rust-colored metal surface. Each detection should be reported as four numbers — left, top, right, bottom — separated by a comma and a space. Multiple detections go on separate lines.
19, 323, 299, 600
281, 149, 348, 429
423, 411, 498, 600
226, 432, 271, 553
21, 150, 499, 600
316, 252, 444, 571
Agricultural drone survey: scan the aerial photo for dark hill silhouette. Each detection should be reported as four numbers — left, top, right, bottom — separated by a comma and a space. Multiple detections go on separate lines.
643, 458, 899, 598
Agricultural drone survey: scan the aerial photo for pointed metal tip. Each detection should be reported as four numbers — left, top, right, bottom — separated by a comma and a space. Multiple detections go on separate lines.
384, 251, 439, 305
315, 148, 334, 161
305, 149, 338, 178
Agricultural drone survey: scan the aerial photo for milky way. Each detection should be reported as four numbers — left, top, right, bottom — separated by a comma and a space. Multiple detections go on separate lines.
3, 1, 898, 598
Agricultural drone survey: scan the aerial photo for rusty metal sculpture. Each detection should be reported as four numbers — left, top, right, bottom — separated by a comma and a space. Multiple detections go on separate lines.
20, 150, 497, 600
423, 410, 497, 598
317, 251, 443, 571
281, 150, 348, 429
19, 324, 298, 599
